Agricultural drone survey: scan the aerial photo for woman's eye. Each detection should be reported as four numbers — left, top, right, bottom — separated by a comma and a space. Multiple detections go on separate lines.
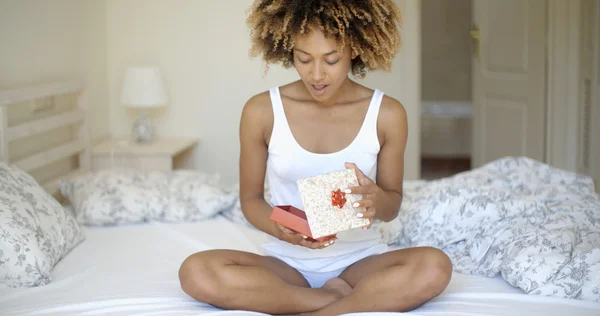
326, 60, 340, 65
298, 58, 310, 64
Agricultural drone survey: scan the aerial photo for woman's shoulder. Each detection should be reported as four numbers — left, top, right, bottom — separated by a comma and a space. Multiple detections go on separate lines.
376, 93, 408, 145
357, 84, 406, 119
243, 90, 273, 117
240, 90, 274, 140
379, 94, 406, 118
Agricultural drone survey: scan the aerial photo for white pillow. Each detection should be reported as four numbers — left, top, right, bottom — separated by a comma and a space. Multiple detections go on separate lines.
0, 162, 84, 288
59, 169, 237, 226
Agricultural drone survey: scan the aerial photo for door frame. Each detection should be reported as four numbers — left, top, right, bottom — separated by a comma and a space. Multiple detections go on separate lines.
415, 0, 586, 175
545, 0, 582, 173
591, 0, 600, 190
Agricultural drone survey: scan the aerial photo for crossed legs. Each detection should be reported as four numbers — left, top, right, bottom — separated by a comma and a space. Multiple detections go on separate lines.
178, 247, 452, 315
178, 249, 345, 314
304, 246, 453, 315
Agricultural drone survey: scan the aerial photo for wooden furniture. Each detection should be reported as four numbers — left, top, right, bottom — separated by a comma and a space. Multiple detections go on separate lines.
91, 137, 198, 171
0, 78, 91, 198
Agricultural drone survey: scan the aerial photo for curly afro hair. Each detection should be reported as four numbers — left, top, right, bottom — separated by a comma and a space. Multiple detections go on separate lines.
246, 0, 403, 78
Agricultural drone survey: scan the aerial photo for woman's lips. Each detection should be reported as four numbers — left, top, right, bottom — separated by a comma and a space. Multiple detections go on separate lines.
311, 84, 328, 95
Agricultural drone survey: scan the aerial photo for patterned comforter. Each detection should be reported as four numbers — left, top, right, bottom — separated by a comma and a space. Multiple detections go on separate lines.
377, 157, 600, 302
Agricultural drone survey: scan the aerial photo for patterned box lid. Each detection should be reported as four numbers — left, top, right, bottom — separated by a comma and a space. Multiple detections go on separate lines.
296, 168, 370, 238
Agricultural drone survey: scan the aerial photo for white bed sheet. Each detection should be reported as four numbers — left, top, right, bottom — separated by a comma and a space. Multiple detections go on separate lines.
1, 215, 599, 316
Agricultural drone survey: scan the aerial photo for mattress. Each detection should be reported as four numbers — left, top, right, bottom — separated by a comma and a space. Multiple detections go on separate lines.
1, 215, 599, 316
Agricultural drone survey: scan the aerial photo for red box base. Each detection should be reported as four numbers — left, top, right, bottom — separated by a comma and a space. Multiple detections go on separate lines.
269, 205, 336, 242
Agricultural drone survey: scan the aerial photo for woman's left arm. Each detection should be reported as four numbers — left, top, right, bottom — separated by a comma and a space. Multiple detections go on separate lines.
346, 96, 408, 224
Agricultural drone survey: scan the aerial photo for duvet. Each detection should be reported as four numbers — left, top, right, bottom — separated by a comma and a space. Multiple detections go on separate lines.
377, 157, 600, 302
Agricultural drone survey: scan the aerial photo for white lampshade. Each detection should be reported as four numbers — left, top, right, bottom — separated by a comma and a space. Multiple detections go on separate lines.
121, 67, 168, 108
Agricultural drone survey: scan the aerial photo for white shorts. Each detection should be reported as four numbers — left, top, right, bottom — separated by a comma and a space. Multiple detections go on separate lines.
298, 267, 347, 288
263, 241, 388, 288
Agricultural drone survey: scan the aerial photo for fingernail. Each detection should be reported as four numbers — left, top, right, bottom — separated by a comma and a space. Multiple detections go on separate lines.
363, 226, 368, 230
302, 235, 307, 239
357, 213, 364, 218
324, 243, 331, 247
353, 202, 360, 207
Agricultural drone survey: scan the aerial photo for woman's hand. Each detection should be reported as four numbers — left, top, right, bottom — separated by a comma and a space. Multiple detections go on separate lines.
344, 162, 381, 229
273, 222, 336, 249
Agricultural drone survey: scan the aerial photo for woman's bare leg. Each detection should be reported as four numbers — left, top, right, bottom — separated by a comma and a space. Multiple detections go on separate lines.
178, 249, 346, 315
304, 246, 453, 315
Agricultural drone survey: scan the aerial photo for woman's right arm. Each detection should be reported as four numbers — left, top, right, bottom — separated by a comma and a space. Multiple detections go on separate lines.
239, 93, 280, 237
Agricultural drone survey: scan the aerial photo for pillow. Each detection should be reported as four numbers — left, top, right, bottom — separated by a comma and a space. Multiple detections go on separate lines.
0, 162, 84, 288
59, 169, 237, 226
161, 170, 238, 222
372, 180, 429, 245
220, 182, 271, 228
59, 169, 168, 225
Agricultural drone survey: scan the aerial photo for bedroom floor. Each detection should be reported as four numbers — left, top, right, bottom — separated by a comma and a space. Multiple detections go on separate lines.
421, 157, 471, 180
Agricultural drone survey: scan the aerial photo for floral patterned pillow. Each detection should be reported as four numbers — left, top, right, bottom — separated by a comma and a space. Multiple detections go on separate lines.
59, 169, 237, 226
220, 182, 270, 228
160, 170, 238, 222
0, 162, 85, 288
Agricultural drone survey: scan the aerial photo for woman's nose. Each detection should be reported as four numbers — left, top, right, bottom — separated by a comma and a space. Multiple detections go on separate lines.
311, 62, 325, 82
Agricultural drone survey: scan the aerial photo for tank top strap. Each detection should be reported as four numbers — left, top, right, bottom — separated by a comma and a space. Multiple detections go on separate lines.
268, 87, 293, 151
355, 89, 384, 148
365, 89, 384, 122
269, 87, 285, 122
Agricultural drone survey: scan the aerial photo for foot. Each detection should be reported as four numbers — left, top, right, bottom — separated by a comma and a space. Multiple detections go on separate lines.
322, 277, 353, 298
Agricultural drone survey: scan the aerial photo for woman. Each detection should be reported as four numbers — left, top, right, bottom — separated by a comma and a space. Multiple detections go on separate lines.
179, 1, 452, 315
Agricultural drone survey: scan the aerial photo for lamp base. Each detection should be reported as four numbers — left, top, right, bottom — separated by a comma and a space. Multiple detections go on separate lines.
132, 111, 155, 144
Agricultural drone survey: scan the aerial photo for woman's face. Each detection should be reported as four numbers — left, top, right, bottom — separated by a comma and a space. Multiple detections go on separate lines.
292, 28, 353, 103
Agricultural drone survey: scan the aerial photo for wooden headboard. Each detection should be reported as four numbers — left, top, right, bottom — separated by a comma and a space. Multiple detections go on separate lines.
0, 79, 92, 198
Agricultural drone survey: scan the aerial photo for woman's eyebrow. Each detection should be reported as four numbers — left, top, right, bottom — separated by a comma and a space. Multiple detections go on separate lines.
294, 48, 338, 56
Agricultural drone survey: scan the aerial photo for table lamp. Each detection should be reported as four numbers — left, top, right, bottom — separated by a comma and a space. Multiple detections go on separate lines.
120, 66, 168, 143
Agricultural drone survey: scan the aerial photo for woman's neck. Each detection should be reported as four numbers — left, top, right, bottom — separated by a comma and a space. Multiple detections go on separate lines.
314, 78, 356, 107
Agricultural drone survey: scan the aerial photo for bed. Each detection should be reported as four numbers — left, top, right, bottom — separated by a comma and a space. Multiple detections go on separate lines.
1, 80, 599, 316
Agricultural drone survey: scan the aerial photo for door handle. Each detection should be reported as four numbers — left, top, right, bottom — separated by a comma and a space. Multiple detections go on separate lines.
470, 25, 480, 58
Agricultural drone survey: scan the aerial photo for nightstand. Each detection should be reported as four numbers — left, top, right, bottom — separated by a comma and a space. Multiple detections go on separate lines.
91, 137, 199, 171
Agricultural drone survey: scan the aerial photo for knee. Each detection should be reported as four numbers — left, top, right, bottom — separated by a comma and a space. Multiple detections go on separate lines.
417, 247, 453, 296
178, 251, 222, 303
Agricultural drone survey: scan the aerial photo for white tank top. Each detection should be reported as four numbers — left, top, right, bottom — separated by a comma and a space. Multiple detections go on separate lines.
260, 86, 386, 270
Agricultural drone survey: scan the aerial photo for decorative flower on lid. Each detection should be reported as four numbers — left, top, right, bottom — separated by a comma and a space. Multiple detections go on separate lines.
331, 189, 347, 208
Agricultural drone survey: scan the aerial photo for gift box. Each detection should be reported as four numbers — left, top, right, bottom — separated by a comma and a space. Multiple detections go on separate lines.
269, 205, 335, 242
270, 168, 370, 240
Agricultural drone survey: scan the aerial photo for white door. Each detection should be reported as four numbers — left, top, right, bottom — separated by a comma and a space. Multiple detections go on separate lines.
471, 0, 547, 168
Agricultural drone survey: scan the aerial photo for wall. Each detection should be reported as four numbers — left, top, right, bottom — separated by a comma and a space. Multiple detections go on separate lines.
0, 0, 109, 182
106, 0, 421, 185
0, 0, 109, 142
421, 0, 472, 101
